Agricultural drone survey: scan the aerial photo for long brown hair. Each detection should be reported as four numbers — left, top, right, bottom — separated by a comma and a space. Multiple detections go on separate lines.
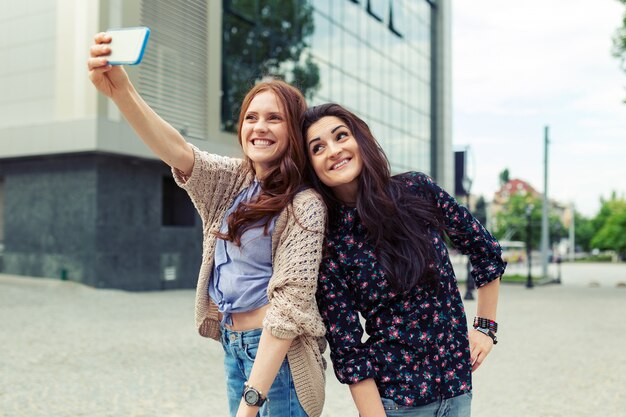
216, 80, 308, 245
302, 103, 445, 292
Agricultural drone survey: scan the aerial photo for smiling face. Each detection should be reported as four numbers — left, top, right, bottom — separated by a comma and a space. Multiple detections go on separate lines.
305, 116, 363, 204
240, 90, 289, 178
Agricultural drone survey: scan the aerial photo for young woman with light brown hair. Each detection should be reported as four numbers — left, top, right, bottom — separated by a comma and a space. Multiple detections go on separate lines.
88, 32, 327, 417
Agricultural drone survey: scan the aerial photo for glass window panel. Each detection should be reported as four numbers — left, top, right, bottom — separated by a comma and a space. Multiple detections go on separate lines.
389, 0, 405, 39
367, 0, 388, 23
310, 12, 331, 62
312, 0, 331, 16
221, 0, 321, 130
316, 63, 332, 102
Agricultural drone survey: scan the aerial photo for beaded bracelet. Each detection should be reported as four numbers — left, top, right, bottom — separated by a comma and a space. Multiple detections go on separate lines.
473, 317, 498, 333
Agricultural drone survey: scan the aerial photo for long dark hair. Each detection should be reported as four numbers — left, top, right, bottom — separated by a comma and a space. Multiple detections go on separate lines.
302, 103, 445, 292
216, 80, 308, 245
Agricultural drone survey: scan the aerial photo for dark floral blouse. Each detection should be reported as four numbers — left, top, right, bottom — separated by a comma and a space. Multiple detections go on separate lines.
316, 172, 506, 407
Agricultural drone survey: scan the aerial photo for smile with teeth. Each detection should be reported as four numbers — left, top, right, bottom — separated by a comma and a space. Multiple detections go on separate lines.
331, 158, 351, 170
252, 138, 275, 147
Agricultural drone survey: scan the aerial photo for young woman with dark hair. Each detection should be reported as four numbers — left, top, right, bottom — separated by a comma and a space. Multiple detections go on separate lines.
302, 103, 506, 417
88, 33, 327, 417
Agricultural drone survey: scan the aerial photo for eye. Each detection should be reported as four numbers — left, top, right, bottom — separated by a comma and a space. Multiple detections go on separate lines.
336, 131, 349, 140
269, 114, 283, 121
311, 144, 324, 155
245, 114, 257, 121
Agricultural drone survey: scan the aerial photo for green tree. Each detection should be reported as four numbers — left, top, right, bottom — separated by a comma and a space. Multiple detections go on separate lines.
494, 194, 542, 249
222, 0, 319, 131
498, 168, 510, 187
613, 0, 626, 101
494, 194, 565, 250
590, 196, 626, 258
474, 195, 487, 225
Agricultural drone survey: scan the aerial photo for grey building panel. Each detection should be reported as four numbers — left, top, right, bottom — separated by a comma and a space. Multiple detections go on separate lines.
0, 156, 98, 282
0, 154, 202, 290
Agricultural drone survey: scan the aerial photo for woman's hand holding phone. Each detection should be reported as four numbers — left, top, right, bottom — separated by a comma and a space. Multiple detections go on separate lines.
87, 32, 131, 100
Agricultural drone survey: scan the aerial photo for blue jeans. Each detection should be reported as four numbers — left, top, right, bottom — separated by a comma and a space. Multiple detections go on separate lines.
380, 392, 472, 417
221, 326, 308, 417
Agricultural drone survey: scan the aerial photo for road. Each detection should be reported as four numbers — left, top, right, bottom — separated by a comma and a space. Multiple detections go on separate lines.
1, 263, 625, 416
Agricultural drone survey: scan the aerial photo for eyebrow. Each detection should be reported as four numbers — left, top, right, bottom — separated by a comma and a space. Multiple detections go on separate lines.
245, 111, 283, 116
308, 124, 347, 145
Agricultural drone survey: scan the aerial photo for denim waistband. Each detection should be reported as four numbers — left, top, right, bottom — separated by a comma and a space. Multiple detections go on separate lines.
220, 325, 263, 347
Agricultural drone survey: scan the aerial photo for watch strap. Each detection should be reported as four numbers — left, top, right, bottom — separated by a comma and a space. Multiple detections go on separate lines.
475, 326, 498, 345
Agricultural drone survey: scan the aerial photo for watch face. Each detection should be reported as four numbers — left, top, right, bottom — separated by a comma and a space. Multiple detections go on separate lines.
244, 389, 259, 405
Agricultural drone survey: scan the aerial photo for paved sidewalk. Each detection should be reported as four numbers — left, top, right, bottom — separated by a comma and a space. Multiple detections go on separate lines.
1, 265, 625, 417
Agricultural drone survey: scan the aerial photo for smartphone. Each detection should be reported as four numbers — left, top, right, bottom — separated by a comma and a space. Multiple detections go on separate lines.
105, 26, 151, 65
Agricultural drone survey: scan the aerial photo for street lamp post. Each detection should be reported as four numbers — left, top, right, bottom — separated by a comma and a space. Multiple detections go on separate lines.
463, 177, 474, 300
526, 204, 534, 289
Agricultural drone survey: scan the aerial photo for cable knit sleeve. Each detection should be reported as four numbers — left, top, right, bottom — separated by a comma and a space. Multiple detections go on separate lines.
263, 190, 328, 340
171, 144, 246, 223
405, 171, 507, 287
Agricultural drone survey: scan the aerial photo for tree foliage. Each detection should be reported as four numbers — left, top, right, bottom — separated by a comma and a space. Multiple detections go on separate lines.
473, 195, 487, 226
498, 168, 510, 187
222, 0, 319, 131
493, 194, 565, 250
590, 195, 626, 257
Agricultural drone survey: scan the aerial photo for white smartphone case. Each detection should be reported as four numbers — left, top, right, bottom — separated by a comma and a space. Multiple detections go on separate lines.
106, 27, 151, 65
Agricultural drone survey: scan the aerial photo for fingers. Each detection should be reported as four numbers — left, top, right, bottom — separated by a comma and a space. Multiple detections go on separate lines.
471, 351, 484, 372
90, 43, 111, 58
88, 32, 112, 71
87, 57, 110, 71
94, 32, 112, 45
468, 330, 493, 373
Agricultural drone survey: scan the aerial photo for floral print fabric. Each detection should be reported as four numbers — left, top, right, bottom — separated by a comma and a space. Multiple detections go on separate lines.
316, 172, 506, 407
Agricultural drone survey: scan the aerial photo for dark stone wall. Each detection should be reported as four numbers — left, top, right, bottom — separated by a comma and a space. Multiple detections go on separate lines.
0, 153, 203, 290
0, 155, 98, 282
93, 155, 202, 290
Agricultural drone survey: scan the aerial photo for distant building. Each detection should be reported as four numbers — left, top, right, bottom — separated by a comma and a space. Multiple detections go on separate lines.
0, 0, 452, 289
492, 178, 572, 233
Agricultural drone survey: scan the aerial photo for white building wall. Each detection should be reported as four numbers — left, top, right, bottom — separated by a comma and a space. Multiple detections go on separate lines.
0, 1, 57, 129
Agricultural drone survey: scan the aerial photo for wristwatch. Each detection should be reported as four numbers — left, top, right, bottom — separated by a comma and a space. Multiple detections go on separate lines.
474, 327, 498, 345
242, 382, 267, 407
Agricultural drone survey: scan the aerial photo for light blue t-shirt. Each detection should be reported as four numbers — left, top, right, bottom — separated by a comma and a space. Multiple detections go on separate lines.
209, 178, 276, 325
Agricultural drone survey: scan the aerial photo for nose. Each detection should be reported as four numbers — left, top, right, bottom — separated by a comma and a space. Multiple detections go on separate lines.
253, 119, 268, 133
326, 141, 342, 159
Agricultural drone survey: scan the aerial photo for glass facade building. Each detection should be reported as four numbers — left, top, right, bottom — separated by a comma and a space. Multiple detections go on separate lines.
221, 0, 436, 173
0, 0, 450, 289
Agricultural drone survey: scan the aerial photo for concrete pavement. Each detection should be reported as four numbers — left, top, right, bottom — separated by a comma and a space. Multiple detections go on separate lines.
1, 263, 625, 417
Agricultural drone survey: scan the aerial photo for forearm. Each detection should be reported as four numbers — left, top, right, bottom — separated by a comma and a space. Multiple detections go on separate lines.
236, 330, 293, 417
476, 278, 500, 320
112, 85, 194, 174
349, 379, 386, 417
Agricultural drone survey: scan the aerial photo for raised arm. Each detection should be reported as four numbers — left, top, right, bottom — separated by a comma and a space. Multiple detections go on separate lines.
87, 32, 194, 175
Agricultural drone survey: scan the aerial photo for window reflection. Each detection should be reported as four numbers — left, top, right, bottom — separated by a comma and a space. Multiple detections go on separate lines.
221, 0, 319, 132
221, 0, 435, 172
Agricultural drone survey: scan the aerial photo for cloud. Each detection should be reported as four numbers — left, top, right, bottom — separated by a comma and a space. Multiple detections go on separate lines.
453, 0, 626, 217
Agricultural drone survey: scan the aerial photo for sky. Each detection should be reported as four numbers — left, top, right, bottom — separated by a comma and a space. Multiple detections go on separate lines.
452, 0, 626, 217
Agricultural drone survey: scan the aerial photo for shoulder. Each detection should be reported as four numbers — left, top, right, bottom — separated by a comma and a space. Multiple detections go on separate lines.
287, 187, 327, 232
292, 187, 327, 215
394, 171, 433, 188
394, 171, 443, 198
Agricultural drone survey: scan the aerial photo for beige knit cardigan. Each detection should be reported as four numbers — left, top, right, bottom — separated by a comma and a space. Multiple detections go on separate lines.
172, 145, 327, 417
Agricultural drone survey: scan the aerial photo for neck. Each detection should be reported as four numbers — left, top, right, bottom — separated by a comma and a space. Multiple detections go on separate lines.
253, 163, 271, 181
332, 182, 358, 207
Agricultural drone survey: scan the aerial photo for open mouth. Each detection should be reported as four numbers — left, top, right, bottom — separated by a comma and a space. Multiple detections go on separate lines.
330, 158, 351, 170
252, 138, 275, 147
